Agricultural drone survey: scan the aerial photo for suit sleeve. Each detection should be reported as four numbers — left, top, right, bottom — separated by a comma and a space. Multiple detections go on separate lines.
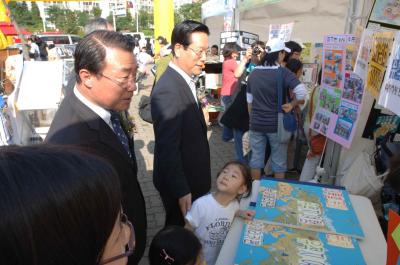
151, 84, 190, 199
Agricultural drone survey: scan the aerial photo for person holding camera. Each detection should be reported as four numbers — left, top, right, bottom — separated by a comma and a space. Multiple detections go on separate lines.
220, 42, 264, 163
221, 43, 252, 144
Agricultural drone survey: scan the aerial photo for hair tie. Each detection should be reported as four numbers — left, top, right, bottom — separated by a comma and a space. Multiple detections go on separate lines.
160, 249, 175, 264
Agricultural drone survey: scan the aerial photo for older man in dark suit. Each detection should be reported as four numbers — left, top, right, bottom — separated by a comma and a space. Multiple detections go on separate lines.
45, 30, 146, 265
151, 20, 211, 226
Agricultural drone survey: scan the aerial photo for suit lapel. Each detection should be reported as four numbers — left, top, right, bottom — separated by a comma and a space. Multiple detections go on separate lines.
168, 67, 207, 133
69, 93, 134, 164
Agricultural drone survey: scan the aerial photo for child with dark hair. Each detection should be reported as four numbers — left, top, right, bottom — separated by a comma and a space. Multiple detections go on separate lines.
283, 40, 303, 63
149, 226, 203, 265
185, 161, 254, 265
286, 58, 303, 79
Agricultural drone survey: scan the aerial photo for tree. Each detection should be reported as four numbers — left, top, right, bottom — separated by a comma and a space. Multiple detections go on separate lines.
8, 2, 43, 32
174, 2, 203, 24
29, 2, 43, 32
139, 9, 153, 35
108, 12, 136, 32
92, 6, 102, 18
77, 11, 90, 29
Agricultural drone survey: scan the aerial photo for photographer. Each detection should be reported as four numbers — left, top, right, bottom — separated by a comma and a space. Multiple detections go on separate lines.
221, 41, 266, 163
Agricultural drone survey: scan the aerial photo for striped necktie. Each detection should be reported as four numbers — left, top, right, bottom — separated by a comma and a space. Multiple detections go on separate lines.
110, 111, 131, 158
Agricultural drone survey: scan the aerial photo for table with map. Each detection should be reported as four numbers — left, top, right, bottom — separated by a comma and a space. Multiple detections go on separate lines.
233, 178, 366, 265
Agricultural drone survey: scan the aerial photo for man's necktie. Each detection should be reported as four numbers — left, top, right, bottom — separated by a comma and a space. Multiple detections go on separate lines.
110, 111, 132, 158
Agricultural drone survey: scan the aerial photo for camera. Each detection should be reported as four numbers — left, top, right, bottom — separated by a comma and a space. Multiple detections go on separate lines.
252, 47, 261, 55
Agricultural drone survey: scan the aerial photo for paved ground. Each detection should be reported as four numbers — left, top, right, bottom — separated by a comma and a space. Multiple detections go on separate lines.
129, 71, 236, 265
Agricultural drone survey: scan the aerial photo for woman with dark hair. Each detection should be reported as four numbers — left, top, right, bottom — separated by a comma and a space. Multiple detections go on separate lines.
149, 226, 203, 265
0, 145, 134, 265
283, 40, 303, 65
221, 41, 266, 163
220, 42, 252, 146
247, 39, 307, 180
286, 58, 303, 79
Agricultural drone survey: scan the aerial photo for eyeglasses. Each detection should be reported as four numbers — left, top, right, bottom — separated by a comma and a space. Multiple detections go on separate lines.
99, 213, 135, 265
186, 46, 207, 57
100, 73, 135, 90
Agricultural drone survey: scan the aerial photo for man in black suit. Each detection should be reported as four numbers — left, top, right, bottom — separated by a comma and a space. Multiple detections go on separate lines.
151, 20, 211, 226
45, 30, 146, 264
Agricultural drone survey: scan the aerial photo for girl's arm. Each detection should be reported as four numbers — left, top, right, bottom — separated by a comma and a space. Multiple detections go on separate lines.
184, 219, 194, 231
235, 209, 255, 220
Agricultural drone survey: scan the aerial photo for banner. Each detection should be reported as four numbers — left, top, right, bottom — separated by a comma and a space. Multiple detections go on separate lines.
354, 28, 376, 82
366, 31, 395, 98
268, 22, 294, 42
378, 32, 400, 116
311, 34, 365, 148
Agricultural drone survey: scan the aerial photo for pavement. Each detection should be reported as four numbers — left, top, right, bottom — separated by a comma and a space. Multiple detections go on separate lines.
129, 70, 236, 265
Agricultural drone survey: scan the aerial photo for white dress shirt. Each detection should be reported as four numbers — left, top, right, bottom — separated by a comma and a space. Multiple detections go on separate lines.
73, 86, 114, 131
169, 62, 198, 104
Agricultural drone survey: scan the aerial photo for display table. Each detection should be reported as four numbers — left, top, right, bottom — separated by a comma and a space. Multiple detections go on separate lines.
215, 180, 387, 265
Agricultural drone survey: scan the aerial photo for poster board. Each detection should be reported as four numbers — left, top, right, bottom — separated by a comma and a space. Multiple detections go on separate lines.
366, 31, 395, 99
16, 61, 63, 110
378, 32, 400, 116
302, 63, 319, 85
354, 28, 376, 82
268, 22, 294, 42
310, 34, 365, 149
369, 0, 400, 29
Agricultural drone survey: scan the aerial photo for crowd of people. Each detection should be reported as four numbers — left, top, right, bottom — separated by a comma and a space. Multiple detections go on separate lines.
1, 18, 332, 265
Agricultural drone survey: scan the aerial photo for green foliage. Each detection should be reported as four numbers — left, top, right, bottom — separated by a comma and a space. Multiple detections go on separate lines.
138, 9, 153, 35
7, 2, 104, 35
107, 12, 136, 32
174, 1, 203, 25
92, 6, 102, 18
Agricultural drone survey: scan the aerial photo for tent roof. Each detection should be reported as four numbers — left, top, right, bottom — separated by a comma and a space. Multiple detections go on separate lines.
204, 0, 351, 45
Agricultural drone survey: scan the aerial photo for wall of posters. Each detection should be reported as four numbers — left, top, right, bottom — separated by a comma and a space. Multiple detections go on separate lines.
369, 0, 400, 27
311, 34, 366, 148
378, 32, 400, 115
366, 31, 395, 98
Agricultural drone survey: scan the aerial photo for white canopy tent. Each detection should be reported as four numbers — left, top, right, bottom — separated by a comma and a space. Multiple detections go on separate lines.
206, 0, 345, 45
202, 0, 380, 183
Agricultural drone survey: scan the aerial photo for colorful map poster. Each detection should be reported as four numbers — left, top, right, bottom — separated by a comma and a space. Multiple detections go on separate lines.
379, 32, 400, 116
254, 178, 364, 238
366, 31, 395, 98
234, 222, 366, 265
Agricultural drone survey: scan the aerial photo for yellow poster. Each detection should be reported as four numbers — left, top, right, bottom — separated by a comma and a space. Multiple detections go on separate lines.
300, 42, 312, 63
366, 31, 395, 98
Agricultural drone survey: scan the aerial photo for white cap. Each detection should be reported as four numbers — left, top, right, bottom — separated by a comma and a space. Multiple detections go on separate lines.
266, 38, 291, 53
